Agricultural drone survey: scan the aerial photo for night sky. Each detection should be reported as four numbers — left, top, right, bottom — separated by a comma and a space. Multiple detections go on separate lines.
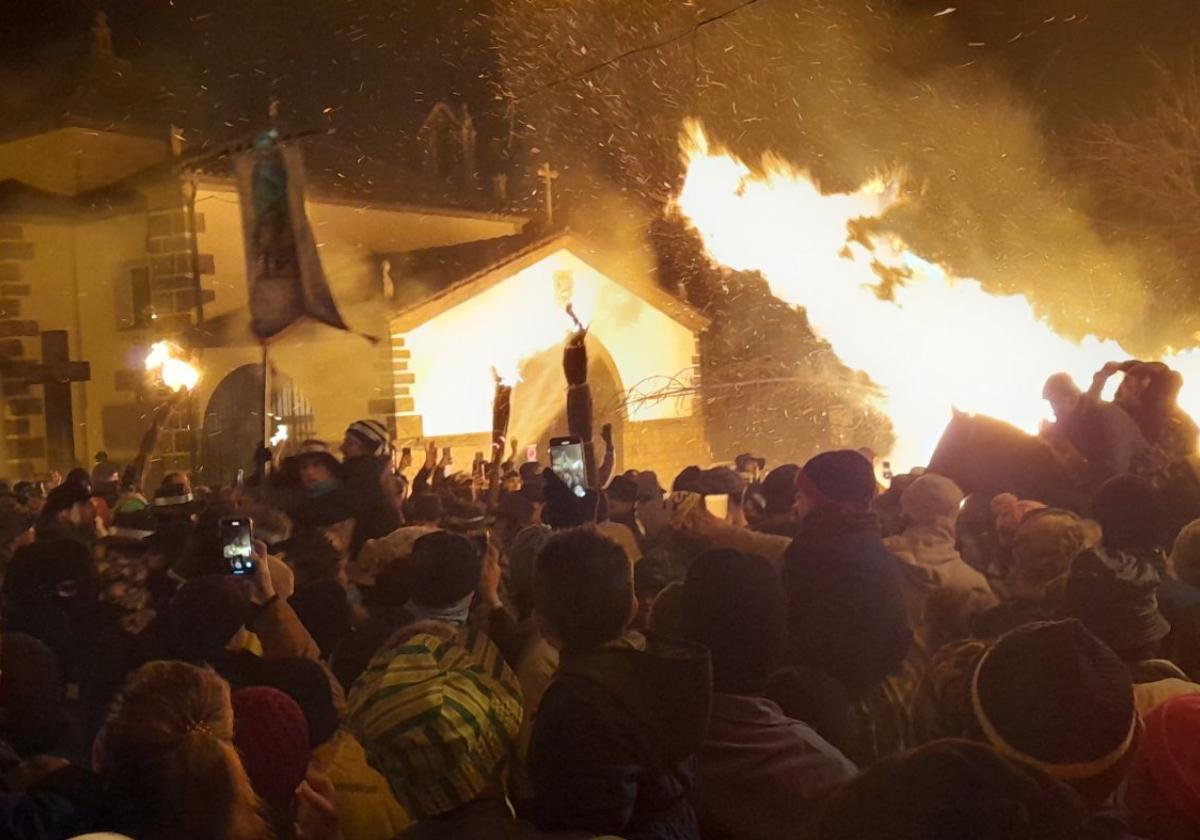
3, 0, 1199, 345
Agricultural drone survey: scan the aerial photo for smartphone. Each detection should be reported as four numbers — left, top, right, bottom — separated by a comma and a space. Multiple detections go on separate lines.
473, 451, 485, 477
549, 436, 587, 498
442, 446, 453, 467
704, 493, 730, 520
525, 444, 538, 463
220, 516, 256, 576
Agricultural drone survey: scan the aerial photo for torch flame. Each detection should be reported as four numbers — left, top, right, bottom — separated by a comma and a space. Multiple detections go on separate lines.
145, 341, 200, 393
675, 121, 1200, 469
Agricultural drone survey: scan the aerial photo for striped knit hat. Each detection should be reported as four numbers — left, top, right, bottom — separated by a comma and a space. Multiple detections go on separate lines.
346, 624, 523, 818
345, 419, 390, 456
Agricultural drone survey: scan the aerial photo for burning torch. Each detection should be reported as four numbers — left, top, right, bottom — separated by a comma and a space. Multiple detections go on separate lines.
487, 367, 513, 510
144, 341, 200, 393
563, 304, 597, 489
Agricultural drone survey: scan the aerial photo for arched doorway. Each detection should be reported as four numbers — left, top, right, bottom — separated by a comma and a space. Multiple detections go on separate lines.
509, 335, 625, 475
201, 364, 315, 486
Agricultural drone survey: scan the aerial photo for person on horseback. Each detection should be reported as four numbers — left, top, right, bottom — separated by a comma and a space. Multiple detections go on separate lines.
1041, 372, 1149, 487
1089, 361, 1199, 461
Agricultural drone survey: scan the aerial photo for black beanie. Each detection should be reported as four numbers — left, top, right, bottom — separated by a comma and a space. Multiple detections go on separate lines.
1093, 474, 1164, 551
167, 574, 252, 662
800, 450, 877, 508
820, 739, 1087, 840
761, 464, 800, 516
971, 620, 1136, 788
407, 531, 482, 608
681, 549, 786, 694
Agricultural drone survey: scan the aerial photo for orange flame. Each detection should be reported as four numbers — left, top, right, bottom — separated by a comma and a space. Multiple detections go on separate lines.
676, 121, 1200, 469
145, 341, 200, 393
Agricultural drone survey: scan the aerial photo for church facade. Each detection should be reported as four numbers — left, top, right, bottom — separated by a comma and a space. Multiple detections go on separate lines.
0, 13, 712, 483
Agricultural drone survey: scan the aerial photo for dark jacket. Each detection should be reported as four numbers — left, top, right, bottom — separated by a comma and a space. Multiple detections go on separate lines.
527, 634, 712, 840
782, 506, 911, 699
0, 737, 102, 840
1056, 398, 1150, 486
341, 455, 401, 558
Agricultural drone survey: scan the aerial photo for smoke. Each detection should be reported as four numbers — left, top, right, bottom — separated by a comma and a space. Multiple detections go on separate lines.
496, 0, 1180, 353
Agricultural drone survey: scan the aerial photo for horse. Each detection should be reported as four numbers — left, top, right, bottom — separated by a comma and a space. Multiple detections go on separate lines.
927, 410, 1086, 513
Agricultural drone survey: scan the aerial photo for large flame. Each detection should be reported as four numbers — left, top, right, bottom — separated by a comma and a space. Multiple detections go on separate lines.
676, 121, 1200, 469
145, 341, 200, 393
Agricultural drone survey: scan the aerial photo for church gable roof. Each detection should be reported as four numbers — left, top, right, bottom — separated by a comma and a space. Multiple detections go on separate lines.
389, 230, 711, 334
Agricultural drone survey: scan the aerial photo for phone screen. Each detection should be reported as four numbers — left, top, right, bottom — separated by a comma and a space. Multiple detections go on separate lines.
525, 444, 538, 463
549, 437, 587, 498
220, 517, 256, 576
704, 494, 730, 520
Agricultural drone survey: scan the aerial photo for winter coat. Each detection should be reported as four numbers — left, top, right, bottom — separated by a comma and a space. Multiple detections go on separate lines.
341, 455, 402, 560
887, 526, 997, 661
782, 506, 912, 699
526, 634, 712, 840
310, 729, 412, 840
693, 693, 856, 840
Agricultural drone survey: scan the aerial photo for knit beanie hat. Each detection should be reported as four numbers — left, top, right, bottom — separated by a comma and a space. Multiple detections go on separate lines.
347, 625, 522, 819
408, 531, 482, 609
900, 473, 964, 527
232, 686, 311, 820
761, 464, 800, 517
0, 632, 66, 756
507, 524, 552, 618
820, 739, 1087, 840
1064, 547, 1171, 656
1129, 693, 1200, 822
1009, 510, 1102, 602
681, 549, 786, 694
345, 419, 390, 456
1094, 474, 1164, 551
971, 620, 1136, 799
991, 493, 1048, 547
250, 656, 339, 747
166, 575, 252, 662
798, 450, 877, 509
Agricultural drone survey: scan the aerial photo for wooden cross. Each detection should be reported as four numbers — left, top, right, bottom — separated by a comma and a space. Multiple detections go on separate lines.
24, 331, 91, 470
537, 162, 560, 225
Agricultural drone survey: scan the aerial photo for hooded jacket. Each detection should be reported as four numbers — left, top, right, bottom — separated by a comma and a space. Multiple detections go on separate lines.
884, 475, 997, 664
783, 506, 911, 698
527, 634, 712, 840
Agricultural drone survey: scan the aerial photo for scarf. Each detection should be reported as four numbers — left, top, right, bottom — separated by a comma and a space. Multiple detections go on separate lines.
405, 592, 474, 626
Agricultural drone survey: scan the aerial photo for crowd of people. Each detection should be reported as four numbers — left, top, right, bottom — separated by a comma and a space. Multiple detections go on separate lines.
2, 359, 1200, 839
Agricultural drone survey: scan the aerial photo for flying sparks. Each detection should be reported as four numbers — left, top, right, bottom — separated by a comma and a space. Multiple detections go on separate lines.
675, 121, 1200, 469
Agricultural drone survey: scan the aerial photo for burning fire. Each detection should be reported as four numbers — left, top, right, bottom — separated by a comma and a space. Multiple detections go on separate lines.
144, 341, 200, 393
676, 121, 1200, 469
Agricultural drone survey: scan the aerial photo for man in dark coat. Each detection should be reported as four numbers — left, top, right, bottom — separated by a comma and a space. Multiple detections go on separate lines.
339, 419, 402, 559
783, 450, 912, 700
527, 527, 711, 840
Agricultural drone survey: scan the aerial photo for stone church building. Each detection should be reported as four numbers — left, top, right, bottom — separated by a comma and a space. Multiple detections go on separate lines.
0, 13, 710, 484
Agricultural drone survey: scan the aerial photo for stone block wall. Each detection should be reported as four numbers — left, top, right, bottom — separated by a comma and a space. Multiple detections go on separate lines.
622, 414, 712, 485
0, 224, 43, 478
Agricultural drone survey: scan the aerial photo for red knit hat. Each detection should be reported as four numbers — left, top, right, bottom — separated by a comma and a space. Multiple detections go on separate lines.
232, 686, 310, 819
1133, 693, 1200, 821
